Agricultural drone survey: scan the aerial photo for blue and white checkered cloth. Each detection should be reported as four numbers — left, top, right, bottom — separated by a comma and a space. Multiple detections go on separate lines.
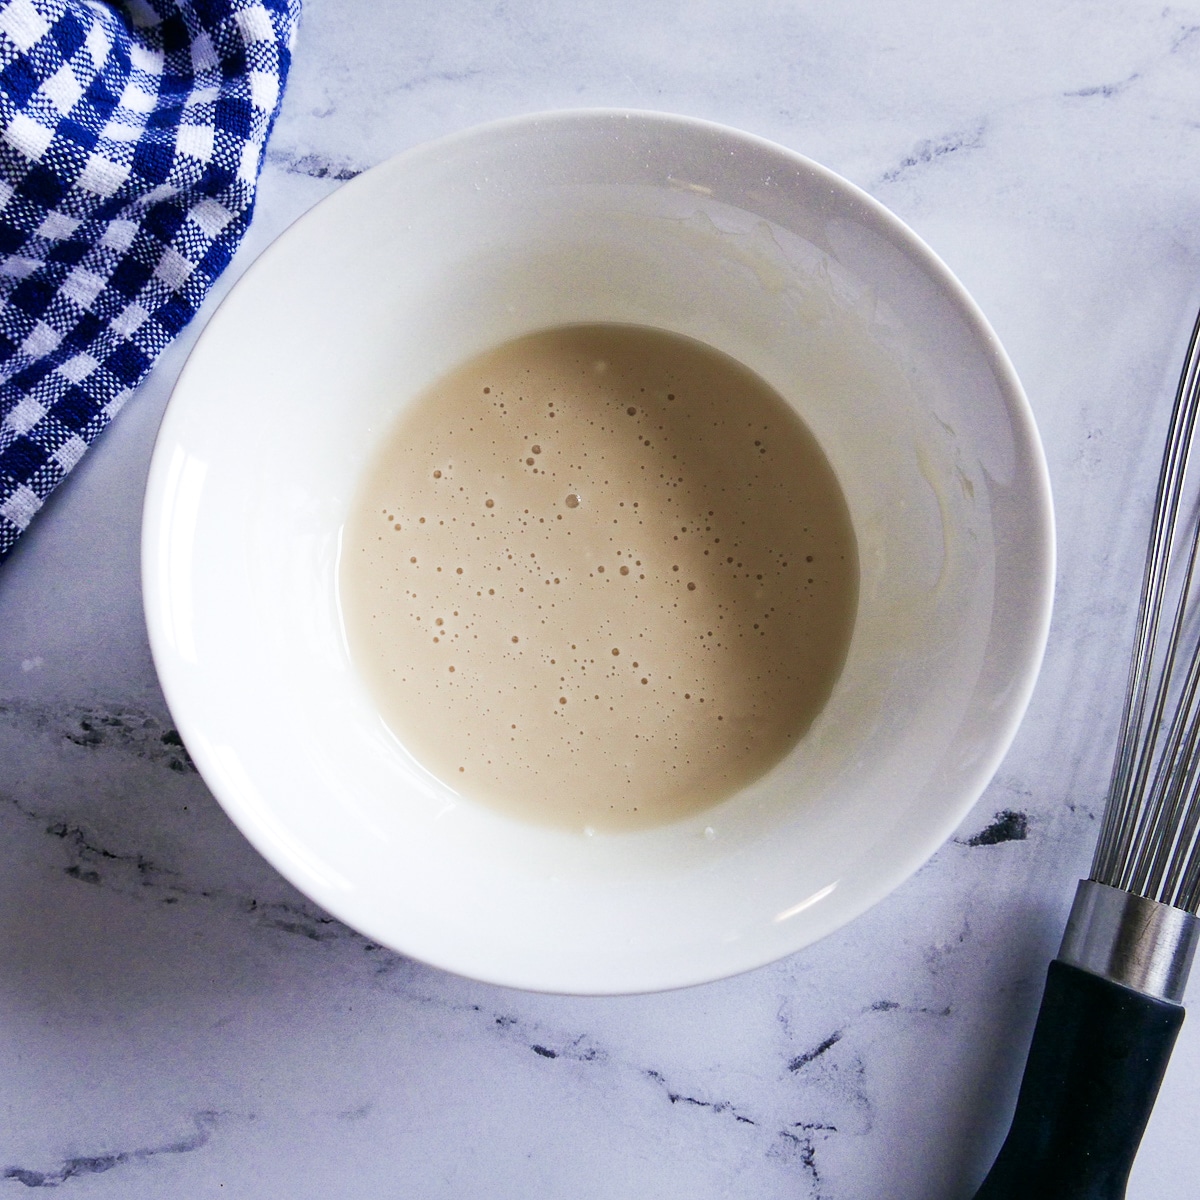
0, 0, 300, 565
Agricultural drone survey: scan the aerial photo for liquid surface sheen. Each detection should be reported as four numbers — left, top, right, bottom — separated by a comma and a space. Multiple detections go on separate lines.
341, 325, 858, 831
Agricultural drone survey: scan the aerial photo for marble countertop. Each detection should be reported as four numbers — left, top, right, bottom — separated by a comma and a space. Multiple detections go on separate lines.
3, 1, 1199, 1195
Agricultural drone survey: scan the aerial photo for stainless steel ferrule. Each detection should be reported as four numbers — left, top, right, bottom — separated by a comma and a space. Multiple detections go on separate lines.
1058, 879, 1200, 1004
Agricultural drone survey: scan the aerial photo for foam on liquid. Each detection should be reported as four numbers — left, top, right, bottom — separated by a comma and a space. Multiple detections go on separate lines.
340, 324, 857, 832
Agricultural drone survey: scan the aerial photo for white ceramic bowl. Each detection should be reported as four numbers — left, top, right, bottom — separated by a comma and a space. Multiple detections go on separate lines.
142, 110, 1053, 994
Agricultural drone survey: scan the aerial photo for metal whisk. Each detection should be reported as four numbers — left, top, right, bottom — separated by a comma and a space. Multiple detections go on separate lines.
974, 309, 1200, 1199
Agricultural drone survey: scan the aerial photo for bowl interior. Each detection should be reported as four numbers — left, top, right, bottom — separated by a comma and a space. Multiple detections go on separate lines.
143, 110, 1052, 993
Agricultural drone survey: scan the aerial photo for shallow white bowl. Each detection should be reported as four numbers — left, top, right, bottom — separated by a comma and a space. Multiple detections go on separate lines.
142, 110, 1053, 994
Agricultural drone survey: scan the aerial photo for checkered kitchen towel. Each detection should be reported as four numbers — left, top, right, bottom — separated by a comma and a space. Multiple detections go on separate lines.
0, 0, 300, 565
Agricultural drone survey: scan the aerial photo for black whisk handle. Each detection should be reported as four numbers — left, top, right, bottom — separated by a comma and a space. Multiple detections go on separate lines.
972, 959, 1184, 1200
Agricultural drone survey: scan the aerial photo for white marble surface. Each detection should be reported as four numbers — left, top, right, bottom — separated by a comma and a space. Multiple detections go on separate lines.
2, 1, 1199, 1195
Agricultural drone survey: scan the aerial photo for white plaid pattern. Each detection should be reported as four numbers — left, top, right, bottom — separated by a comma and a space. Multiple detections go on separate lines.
0, 0, 300, 561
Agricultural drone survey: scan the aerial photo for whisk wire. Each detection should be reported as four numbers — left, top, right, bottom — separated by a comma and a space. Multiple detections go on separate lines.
1115, 515, 1200, 887
1122, 519, 1200, 896
1093, 306, 1200, 914
1176, 792, 1200, 908
1133, 623, 1200, 901
1164, 766, 1200, 908
1097, 348, 1196, 862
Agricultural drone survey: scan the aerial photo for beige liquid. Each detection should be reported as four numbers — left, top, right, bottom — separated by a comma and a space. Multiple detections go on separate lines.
340, 324, 858, 832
